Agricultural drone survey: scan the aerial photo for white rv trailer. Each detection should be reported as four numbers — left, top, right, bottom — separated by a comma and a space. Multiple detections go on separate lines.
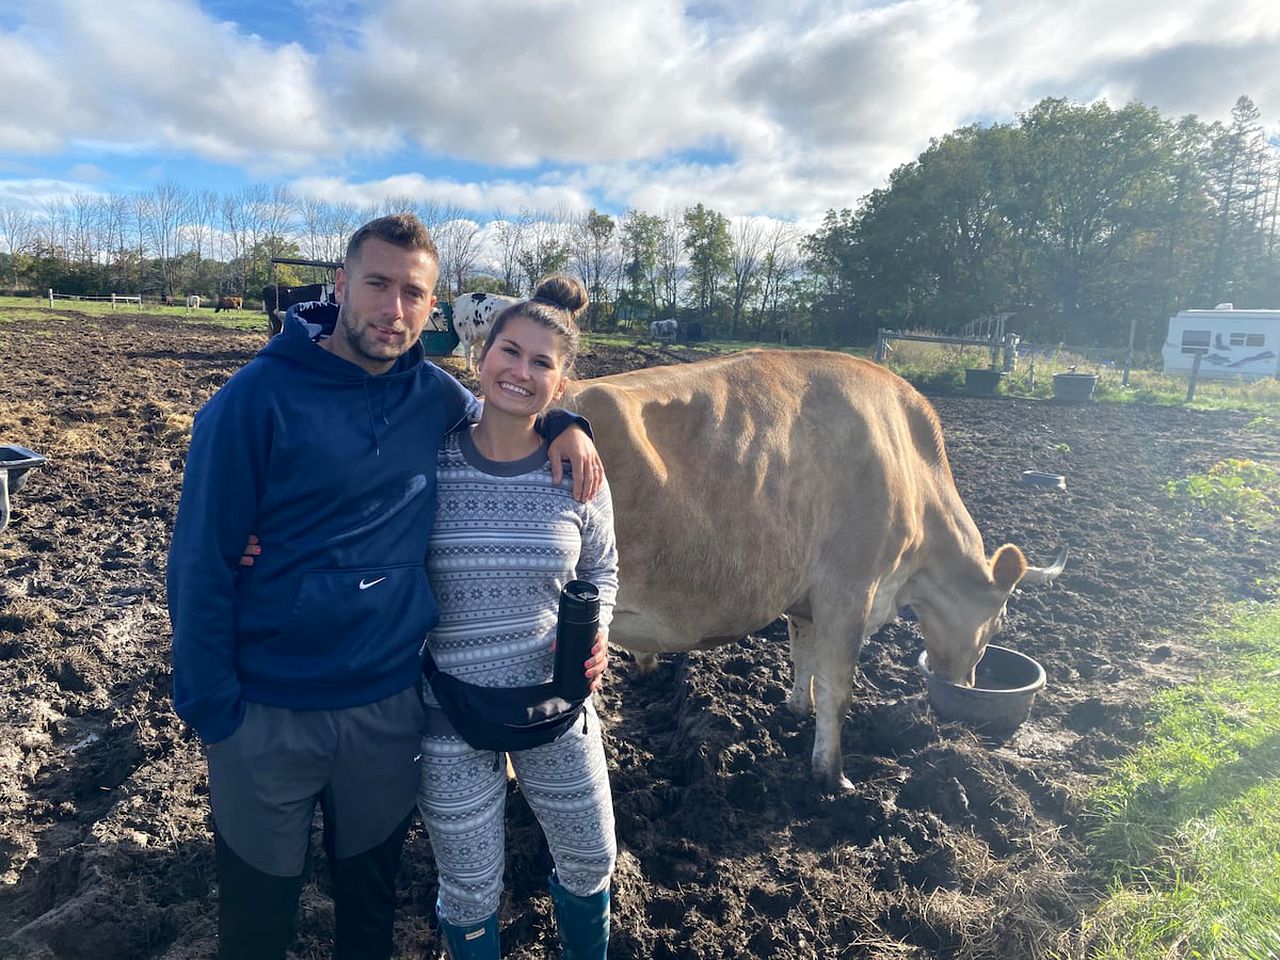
1162, 304, 1280, 380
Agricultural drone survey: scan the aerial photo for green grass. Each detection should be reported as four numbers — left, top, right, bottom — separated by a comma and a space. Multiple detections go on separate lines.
1166, 459, 1280, 533
0, 295, 266, 332
581, 330, 858, 357
1071, 603, 1280, 960
882, 341, 1280, 415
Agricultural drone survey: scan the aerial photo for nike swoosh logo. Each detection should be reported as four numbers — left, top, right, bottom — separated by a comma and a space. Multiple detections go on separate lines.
358, 576, 388, 590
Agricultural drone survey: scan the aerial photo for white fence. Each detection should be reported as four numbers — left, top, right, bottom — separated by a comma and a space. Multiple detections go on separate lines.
48, 290, 141, 311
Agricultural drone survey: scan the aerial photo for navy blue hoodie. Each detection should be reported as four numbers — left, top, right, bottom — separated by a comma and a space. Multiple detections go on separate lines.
168, 317, 582, 743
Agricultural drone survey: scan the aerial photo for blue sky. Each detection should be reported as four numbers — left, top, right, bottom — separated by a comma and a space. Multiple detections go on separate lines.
1, 0, 1278, 228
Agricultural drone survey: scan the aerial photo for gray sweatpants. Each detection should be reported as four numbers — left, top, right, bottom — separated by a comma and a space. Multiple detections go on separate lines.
207, 686, 425, 876
416, 701, 617, 925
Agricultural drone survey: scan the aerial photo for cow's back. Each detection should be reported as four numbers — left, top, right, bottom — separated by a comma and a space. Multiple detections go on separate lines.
564, 350, 958, 650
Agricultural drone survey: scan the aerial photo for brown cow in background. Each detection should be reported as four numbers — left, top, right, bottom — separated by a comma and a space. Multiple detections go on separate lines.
214, 296, 243, 313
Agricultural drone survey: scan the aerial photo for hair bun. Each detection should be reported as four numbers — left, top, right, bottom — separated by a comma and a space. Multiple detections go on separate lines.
532, 276, 588, 318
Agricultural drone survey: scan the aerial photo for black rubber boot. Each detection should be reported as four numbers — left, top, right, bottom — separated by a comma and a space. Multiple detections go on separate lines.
548, 873, 610, 959
215, 830, 305, 960
327, 812, 414, 960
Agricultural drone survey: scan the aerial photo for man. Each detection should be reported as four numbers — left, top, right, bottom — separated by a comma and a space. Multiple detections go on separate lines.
167, 214, 603, 959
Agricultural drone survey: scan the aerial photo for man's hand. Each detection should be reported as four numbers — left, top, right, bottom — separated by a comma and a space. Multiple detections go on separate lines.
239, 534, 260, 567
548, 425, 604, 502
585, 631, 609, 693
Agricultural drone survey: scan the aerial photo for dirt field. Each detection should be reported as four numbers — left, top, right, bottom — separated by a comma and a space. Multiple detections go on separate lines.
1, 312, 1276, 959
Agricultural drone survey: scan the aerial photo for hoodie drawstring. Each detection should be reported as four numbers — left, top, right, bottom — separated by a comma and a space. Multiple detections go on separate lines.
363, 381, 381, 457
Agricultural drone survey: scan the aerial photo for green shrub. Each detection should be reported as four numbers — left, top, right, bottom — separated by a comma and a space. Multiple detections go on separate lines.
1165, 459, 1280, 531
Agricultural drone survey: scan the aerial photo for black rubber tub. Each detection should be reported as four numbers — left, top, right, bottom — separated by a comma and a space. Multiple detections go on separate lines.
917, 644, 1047, 733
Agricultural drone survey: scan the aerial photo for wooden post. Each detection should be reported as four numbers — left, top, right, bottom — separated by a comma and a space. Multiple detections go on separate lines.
875, 329, 888, 363
1122, 317, 1137, 387
1002, 333, 1020, 372
1186, 351, 1203, 402
111, 293, 116, 312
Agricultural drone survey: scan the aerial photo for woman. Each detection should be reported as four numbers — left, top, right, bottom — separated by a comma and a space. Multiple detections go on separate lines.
418, 276, 617, 960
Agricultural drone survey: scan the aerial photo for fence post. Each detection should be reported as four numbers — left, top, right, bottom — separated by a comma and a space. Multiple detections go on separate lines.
1122, 317, 1137, 387
1002, 333, 1020, 372
111, 293, 116, 312
47, 289, 53, 308
1186, 351, 1203, 402
875, 329, 888, 363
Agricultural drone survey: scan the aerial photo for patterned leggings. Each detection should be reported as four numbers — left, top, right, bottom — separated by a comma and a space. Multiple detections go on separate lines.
416, 702, 617, 925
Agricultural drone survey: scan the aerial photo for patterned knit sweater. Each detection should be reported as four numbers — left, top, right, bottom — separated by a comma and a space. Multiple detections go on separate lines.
422, 429, 619, 696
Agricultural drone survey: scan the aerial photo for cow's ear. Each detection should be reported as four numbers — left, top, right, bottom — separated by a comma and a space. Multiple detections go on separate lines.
990, 543, 1027, 590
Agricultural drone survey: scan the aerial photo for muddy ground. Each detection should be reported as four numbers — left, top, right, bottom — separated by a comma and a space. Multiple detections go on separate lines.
0, 312, 1276, 959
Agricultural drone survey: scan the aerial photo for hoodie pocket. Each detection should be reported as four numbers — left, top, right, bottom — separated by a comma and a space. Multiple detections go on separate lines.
271, 564, 434, 681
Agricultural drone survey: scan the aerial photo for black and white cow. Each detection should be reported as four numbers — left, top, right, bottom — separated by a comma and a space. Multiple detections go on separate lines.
649, 318, 678, 341
450, 292, 519, 370
262, 283, 333, 336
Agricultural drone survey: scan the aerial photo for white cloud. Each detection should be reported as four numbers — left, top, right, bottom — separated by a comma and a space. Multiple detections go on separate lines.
0, 0, 1278, 222
0, 178, 106, 210
290, 173, 595, 217
0, 0, 332, 168
332, 0, 766, 165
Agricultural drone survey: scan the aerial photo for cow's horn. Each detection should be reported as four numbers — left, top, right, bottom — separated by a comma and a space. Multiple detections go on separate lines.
1020, 546, 1068, 585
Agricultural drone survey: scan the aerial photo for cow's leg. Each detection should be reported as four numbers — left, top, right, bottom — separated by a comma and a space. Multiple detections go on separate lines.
809, 591, 872, 792
785, 616, 817, 716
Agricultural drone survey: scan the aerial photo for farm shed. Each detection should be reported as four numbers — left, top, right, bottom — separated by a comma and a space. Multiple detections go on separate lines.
1162, 304, 1280, 380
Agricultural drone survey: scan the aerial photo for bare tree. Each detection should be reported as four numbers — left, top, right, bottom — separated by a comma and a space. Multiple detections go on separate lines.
97, 194, 132, 292
66, 192, 100, 268
146, 181, 193, 297
0, 205, 35, 286
262, 183, 297, 265
220, 191, 249, 294
491, 209, 532, 295
570, 209, 619, 330
517, 210, 572, 295
727, 217, 765, 337
324, 202, 361, 262
755, 221, 799, 340
435, 209, 483, 300
130, 192, 152, 293
40, 196, 70, 255
657, 208, 685, 316
380, 194, 418, 217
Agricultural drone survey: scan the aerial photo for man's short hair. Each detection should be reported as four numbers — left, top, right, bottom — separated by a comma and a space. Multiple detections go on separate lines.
345, 213, 440, 269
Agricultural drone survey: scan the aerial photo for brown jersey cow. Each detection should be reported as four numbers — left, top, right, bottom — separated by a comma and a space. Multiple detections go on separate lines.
563, 350, 1063, 790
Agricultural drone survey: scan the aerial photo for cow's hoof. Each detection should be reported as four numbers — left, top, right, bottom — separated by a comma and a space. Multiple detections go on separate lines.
813, 768, 854, 793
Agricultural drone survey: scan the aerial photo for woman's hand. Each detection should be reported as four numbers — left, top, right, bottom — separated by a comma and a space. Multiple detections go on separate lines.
238, 534, 260, 567
585, 631, 609, 693
548, 426, 604, 502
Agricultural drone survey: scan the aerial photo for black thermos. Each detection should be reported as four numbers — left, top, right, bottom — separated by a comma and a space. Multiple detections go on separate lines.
553, 580, 600, 700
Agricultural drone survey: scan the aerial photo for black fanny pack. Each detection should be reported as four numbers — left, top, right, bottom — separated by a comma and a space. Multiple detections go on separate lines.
421, 649, 587, 752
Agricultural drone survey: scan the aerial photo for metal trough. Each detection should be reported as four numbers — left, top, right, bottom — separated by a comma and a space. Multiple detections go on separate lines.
1, 444, 46, 534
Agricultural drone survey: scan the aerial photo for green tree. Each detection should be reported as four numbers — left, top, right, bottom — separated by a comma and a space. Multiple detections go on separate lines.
621, 210, 663, 323
801, 208, 866, 343
517, 238, 570, 294
1009, 98, 1176, 343
571, 209, 617, 330
681, 203, 731, 330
